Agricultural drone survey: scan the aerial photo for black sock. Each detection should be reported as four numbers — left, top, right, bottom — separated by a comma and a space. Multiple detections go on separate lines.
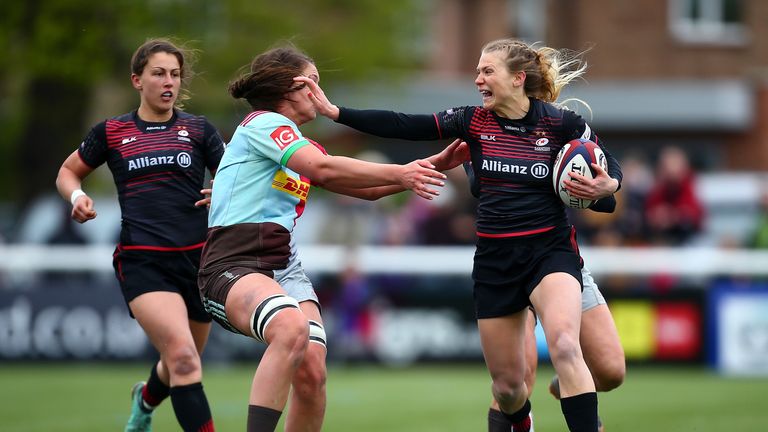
488, 408, 512, 432
143, 363, 170, 408
169, 382, 215, 432
560, 392, 598, 432
247, 405, 282, 432
502, 400, 531, 432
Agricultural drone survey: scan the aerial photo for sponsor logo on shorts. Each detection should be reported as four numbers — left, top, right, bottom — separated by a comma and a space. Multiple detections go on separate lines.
219, 271, 239, 281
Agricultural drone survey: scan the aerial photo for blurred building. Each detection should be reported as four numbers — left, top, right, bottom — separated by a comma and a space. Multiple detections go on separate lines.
320, 0, 768, 246
331, 0, 768, 171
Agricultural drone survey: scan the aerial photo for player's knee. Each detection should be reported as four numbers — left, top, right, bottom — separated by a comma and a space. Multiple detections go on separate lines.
269, 314, 309, 356
250, 294, 308, 362
293, 350, 327, 400
595, 361, 625, 392
491, 375, 527, 409
547, 332, 580, 365
165, 344, 202, 378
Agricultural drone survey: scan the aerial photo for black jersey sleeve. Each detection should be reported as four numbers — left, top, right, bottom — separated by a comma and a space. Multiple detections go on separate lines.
202, 119, 226, 172
589, 195, 617, 213
599, 142, 622, 189
336, 107, 442, 140
77, 121, 108, 168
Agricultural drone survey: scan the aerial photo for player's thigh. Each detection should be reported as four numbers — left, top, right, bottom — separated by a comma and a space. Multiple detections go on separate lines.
580, 304, 625, 378
224, 272, 299, 336
130, 291, 197, 351
189, 319, 212, 354
478, 312, 528, 380
529, 272, 582, 343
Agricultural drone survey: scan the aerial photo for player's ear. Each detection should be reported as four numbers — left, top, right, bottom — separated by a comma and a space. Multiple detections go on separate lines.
513, 71, 526, 87
131, 74, 142, 91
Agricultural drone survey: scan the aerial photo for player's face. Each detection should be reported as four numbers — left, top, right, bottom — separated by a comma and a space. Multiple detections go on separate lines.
286, 62, 320, 126
133, 52, 182, 116
475, 52, 518, 112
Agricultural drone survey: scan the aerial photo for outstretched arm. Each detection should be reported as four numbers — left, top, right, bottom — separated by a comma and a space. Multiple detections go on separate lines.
286, 143, 447, 201
295, 76, 441, 140
322, 139, 470, 201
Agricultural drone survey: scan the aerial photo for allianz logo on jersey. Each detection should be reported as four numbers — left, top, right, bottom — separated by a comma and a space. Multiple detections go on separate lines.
481, 159, 549, 179
127, 151, 192, 171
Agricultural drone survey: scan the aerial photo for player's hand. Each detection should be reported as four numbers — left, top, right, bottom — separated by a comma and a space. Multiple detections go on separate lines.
430, 139, 470, 171
195, 179, 214, 208
293, 76, 340, 120
563, 163, 618, 200
400, 159, 447, 200
71, 195, 97, 223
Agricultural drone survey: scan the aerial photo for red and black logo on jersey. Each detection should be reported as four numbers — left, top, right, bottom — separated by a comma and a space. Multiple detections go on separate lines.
270, 126, 299, 150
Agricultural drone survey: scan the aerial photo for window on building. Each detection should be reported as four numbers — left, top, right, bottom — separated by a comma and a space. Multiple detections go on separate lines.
512, 0, 546, 43
669, 0, 747, 45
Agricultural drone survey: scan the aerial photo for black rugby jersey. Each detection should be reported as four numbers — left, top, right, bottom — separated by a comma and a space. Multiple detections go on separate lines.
78, 109, 225, 249
337, 100, 622, 236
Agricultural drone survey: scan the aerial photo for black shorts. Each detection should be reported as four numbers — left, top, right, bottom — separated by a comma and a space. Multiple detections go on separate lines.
472, 226, 583, 319
113, 246, 211, 323
198, 265, 275, 335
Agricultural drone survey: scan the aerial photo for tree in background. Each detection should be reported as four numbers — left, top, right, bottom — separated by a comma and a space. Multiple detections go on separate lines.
0, 0, 424, 238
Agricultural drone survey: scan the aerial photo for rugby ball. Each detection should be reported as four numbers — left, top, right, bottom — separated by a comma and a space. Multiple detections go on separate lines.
552, 138, 607, 209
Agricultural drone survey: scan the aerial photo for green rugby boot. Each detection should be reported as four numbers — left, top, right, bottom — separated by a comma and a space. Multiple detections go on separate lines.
125, 381, 153, 432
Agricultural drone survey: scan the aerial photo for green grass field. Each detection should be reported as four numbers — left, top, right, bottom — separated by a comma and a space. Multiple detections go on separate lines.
0, 363, 765, 431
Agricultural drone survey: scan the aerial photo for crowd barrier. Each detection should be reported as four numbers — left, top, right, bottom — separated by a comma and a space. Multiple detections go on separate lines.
0, 245, 766, 375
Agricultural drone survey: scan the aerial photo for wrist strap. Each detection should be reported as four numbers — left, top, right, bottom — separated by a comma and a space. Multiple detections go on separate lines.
70, 189, 86, 206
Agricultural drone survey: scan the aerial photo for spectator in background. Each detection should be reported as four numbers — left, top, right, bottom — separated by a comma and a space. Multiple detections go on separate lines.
396, 166, 476, 245
315, 150, 393, 246
644, 146, 704, 245
613, 153, 654, 245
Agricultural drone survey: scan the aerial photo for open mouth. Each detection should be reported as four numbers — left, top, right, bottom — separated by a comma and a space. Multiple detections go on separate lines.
479, 89, 492, 101
161, 91, 174, 101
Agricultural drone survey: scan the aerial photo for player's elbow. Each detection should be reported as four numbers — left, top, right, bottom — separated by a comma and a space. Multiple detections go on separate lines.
306, 163, 337, 185
303, 156, 349, 186
55, 166, 73, 191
